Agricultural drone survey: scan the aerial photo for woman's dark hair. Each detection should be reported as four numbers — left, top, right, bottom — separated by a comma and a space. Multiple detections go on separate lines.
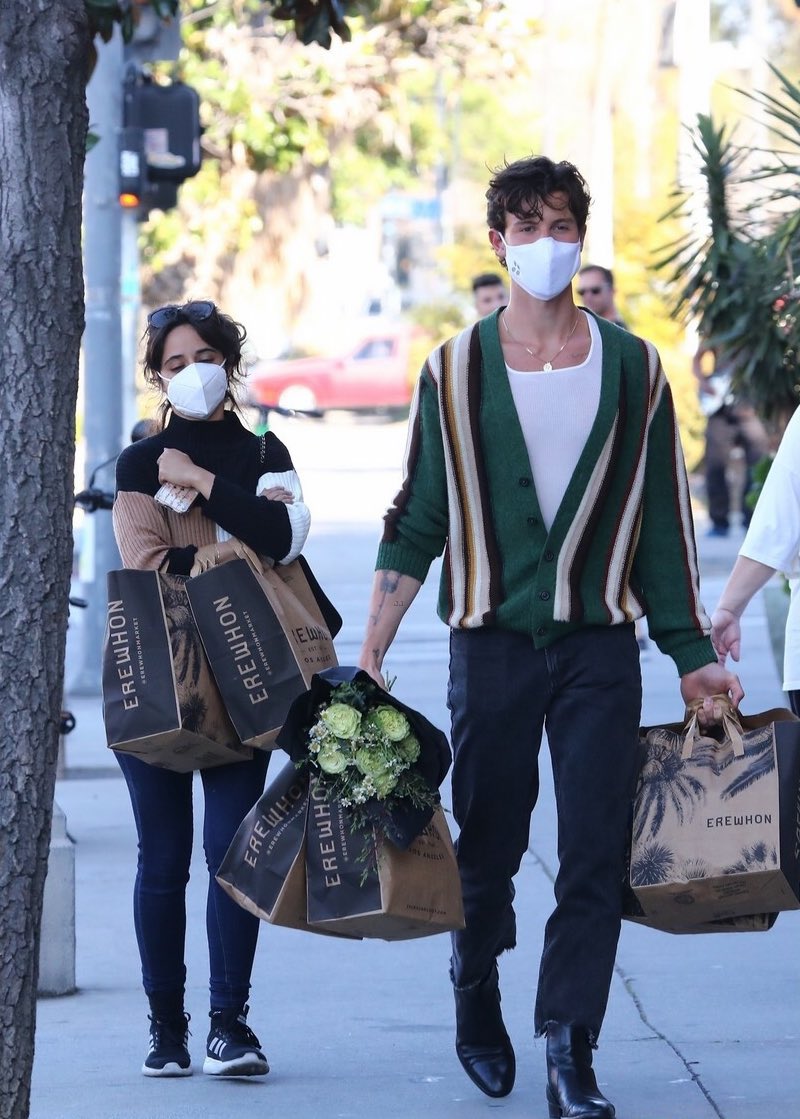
486, 156, 592, 235
141, 301, 249, 425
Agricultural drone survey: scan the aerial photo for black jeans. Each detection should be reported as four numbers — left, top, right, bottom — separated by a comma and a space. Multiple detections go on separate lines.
447, 624, 642, 1039
117, 749, 270, 1011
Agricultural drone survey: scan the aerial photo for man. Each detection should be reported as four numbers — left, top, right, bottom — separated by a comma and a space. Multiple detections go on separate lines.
358, 156, 741, 1117
576, 264, 627, 327
692, 343, 769, 537
471, 271, 508, 316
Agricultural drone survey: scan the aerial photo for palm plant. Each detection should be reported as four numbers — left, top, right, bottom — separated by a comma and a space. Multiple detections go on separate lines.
656, 67, 800, 425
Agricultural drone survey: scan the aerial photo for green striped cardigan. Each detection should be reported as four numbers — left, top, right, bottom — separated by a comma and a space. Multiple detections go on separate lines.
376, 310, 716, 677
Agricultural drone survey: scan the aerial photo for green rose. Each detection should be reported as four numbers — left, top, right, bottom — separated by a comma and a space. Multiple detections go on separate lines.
373, 771, 398, 798
355, 745, 390, 779
317, 743, 349, 774
397, 733, 420, 764
367, 704, 411, 742
320, 702, 362, 740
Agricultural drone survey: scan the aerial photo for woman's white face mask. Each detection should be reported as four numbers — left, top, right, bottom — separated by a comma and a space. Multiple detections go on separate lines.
499, 234, 582, 301
160, 362, 228, 420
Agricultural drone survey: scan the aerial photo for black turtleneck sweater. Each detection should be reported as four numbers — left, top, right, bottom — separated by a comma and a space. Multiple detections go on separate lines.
114, 411, 297, 574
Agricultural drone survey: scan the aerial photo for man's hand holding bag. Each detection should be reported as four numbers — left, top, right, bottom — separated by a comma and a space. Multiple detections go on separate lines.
626, 696, 800, 931
185, 541, 338, 749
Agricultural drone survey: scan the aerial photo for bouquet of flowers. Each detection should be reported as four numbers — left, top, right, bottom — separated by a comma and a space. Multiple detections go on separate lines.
276, 666, 451, 849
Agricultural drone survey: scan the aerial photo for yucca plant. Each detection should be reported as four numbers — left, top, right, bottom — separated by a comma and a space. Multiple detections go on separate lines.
656, 70, 800, 426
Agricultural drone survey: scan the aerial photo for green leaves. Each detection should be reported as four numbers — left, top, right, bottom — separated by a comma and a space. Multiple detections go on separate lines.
270, 1, 352, 48
656, 72, 800, 424
85, 0, 180, 46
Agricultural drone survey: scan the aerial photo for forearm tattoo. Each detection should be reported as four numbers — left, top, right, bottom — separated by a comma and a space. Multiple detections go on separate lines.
370, 570, 404, 627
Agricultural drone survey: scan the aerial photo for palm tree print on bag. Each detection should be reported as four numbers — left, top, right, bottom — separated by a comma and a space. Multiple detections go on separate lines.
633, 732, 706, 843
630, 841, 675, 887
715, 725, 776, 799
630, 844, 715, 888
161, 576, 205, 689
634, 724, 777, 846
161, 575, 216, 736
723, 840, 778, 876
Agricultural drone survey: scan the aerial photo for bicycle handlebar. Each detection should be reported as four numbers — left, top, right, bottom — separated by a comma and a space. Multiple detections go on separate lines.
74, 487, 114, 513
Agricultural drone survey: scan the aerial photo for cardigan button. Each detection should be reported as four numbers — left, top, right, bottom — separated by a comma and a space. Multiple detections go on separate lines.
537, 626, 547, 636
538, 590, 551, 601
543, 550, 554, 561
518, 477, 531, 487
527, 516, 538, 527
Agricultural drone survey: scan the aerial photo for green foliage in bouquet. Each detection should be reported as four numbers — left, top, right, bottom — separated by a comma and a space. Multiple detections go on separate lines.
295, 678, 437, 835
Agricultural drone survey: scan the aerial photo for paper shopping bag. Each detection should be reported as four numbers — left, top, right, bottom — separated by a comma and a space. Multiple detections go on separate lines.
186, 557, 338, 750
305, 781, 465, 941
628, 701, 800, 928
215, 762, 357, 937
102, 569, 251, 771
622, 878, 779, 934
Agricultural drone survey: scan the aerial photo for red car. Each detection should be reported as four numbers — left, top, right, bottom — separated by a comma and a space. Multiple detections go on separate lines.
247, 327, 415, 413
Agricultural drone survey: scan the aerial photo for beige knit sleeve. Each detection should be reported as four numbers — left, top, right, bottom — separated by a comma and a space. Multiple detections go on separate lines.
112, 492, 173, 570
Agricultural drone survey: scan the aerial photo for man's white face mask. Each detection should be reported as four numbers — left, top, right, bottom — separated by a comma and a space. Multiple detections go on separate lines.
161, 362, 228, 420
499, 234, 582, 301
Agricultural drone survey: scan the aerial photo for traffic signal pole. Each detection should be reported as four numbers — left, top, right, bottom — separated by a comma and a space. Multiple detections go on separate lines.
71, 27, 124, 695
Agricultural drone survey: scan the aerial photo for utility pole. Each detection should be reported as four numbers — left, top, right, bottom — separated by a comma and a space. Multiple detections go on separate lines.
71, 28, 124, 695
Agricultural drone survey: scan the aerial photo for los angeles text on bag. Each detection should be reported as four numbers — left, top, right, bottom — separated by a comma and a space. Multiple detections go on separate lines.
186, 557, 338, 750
102, 569, 251, 771
626, 700, 800, 930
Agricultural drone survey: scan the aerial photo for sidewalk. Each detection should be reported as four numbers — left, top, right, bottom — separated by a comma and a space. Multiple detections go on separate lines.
31, 512, 798, 1119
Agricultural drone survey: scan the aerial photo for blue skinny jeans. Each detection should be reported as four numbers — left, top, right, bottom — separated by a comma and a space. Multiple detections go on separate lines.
117, 749, 270, 1012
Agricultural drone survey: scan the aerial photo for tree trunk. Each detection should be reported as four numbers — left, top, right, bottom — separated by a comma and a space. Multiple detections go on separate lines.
0, 3, 90, 1116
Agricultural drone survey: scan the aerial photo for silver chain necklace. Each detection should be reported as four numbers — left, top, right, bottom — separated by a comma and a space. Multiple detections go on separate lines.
502, 311, 580, 372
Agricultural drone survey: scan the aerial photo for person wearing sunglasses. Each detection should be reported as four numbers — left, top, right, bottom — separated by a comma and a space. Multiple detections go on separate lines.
575, 264, 627, 329
111, 300, 311, 1081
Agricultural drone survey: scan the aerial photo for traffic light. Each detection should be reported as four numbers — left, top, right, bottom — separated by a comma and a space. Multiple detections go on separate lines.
119, 73, 201, 217
119, 126, 146, 209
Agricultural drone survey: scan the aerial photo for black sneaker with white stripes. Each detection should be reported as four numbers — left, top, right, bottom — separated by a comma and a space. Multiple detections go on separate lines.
142, 1013, 192, 1077
203, 1005, 269, 1077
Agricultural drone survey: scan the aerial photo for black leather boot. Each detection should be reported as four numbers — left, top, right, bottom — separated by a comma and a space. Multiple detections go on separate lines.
453, 964, 515, 1098
544, 1021, 615, 1118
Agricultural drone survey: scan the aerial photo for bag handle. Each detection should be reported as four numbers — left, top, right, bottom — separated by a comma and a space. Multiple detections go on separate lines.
681, 694, 744, 760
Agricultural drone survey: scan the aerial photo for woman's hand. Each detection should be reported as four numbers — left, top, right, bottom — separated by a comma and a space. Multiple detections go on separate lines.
158, 448, 214, 498
710, 606, 742, 663
190, 537, 261, 577
259, 485, 295, 504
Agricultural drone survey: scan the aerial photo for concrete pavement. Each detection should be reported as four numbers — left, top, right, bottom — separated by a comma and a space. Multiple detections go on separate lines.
31, 494, 800, 1119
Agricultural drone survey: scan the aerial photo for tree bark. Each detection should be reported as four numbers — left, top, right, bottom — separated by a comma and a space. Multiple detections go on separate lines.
0, 3, 90, 1116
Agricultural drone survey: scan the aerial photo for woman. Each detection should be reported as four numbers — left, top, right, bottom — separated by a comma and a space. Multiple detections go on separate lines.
112, 300, 310, 1079
711, 406, 798, 708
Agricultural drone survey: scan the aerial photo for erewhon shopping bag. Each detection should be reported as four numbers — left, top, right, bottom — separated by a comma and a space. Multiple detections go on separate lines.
102, 569, 250, 771
304, 778, 465, 941
628, 699, 800, 928
186, 557, 338, 750
215, 762, 357, 938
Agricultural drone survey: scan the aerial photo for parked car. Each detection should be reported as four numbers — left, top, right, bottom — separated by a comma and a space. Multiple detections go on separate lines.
247, 325, 416, 414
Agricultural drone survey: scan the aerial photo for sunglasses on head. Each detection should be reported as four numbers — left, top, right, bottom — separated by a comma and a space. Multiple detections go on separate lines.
147, 300, 216, 329
576, 285, 605, 297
